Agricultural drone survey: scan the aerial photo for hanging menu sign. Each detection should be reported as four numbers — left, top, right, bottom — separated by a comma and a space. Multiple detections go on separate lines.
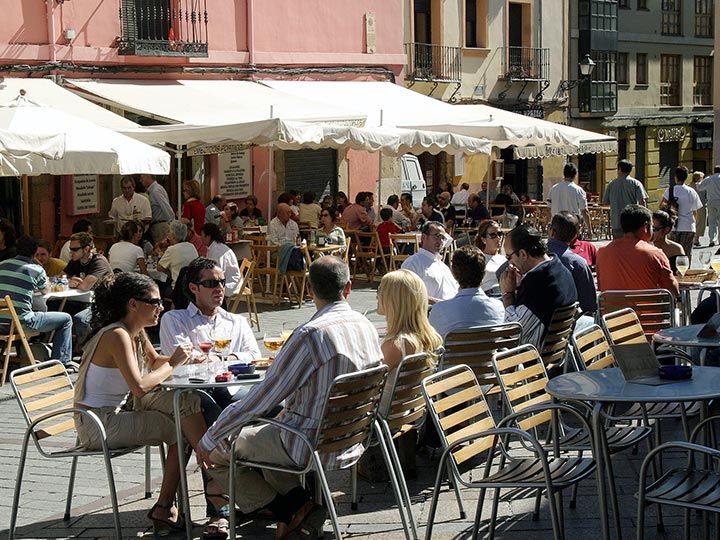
72, 174, 99, 214
217, 150, 252, 199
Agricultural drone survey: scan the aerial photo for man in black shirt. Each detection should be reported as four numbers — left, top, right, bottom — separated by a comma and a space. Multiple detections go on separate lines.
417, 196, 445, 226
467, 193, 491, 225
437, 192, 457, 228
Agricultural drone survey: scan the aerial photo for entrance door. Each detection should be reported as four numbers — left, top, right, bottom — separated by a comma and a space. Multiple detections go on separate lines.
414, 0, 432, 43
284, 149, 338, 199
659, 141, 679, 190
0, 177, 22, 232
500, 147, 528, 196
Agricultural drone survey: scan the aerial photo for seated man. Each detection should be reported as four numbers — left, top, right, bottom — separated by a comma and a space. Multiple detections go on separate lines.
500, 225, 578, 349
268, 203, 300, 246
437, 191, 457, 228
401, 221, 458, 303
341, 192, 373, 231
429, 246, 505, 337
467, 193, 491, 226
197, 256, 382, 538
417, 196, 445, 227
157, 220, 199, 285
59, 218, 92, 263
35, 239, 66, 277
0, 235, 74, 368
596, 204, 679, 296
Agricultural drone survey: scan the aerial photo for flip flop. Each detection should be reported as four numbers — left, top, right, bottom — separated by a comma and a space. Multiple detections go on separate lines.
203, 517, 229, 540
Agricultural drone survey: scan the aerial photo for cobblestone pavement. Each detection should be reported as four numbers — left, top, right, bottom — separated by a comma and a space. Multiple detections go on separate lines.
1, 238, 717, 539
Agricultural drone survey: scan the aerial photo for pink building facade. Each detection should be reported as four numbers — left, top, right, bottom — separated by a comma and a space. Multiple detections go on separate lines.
0, 0, 405, 241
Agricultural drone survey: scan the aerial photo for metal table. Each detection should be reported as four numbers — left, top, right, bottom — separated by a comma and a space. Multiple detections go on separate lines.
547, 367, 720, 540
652, 324, 720, 365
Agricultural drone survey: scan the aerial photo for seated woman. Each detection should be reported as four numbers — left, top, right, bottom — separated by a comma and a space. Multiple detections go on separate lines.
108, 220, 147, 273
319, 207, 347, 248
651, 210, 685, 274
239, 195, 262, 223
73, 272, 207, 535
475, 219, 506, 295
298, 191, 322, 229
201, 222, 242, 297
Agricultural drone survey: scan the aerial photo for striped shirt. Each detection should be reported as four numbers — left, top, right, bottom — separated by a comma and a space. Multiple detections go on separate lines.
0, 256, 47, 329
199, 301, 382, 469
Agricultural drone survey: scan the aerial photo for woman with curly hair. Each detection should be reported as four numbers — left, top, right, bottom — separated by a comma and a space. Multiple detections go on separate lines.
474, 219, 506, 295
651, 210, 685, 274
73, 272, 207, 535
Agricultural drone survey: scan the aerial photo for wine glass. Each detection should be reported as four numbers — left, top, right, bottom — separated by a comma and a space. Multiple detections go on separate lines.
676, 255, 690, 277
700, 251, 712, 267
209, 329, 231, 372
263, 332, 285, 355
281, 322, 297, 342
711, 254, 720, 275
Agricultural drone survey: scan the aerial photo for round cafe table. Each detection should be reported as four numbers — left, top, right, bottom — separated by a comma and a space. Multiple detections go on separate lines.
547, 367, 720, 540
652, 324, 720, 365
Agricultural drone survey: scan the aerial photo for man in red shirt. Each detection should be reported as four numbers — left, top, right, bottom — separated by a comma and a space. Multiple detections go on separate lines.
596, 204, 679, 296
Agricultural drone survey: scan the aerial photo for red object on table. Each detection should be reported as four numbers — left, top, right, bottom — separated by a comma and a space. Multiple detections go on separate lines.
214, 372, 233, 382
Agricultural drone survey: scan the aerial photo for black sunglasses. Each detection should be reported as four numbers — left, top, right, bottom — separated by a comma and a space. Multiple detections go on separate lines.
505, 250, 519, 261
195, 278, 226, 289
134, 297, 163, 307
69, 246, 84, 252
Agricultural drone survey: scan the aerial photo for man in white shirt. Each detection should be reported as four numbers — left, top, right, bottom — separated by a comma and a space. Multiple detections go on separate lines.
698, 165, 720, 246
157, 220, 199, 284
661, 166, 703, 259
401, 221, 458, 303
547, 162, 592, 235
108, 176, 152, 233
205, 195, 227, 226
268, 203, 300, 245
450, 182, 470, 210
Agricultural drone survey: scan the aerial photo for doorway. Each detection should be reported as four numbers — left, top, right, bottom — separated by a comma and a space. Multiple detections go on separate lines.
0, 177, 22, 233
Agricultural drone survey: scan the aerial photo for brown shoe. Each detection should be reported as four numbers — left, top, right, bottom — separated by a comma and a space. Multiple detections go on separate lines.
278, 501, 327, 539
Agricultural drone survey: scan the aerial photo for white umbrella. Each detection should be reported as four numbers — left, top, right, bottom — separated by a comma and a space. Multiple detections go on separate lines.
0, 93, 169, 176
0, 129, 65, 160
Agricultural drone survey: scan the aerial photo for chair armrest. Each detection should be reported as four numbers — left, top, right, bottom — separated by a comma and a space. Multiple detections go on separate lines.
639, 440, 720, 484
689, 415, 720, 445
28, 407, 107, 456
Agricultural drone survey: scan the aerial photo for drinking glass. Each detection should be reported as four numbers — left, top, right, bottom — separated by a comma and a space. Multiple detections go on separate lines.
711, 254, 720, 274
210, 329, 231, 371
263, 332, 285, 354
676, 255, 690, 277
281, 322, 298, 343
700, 251, 712, 267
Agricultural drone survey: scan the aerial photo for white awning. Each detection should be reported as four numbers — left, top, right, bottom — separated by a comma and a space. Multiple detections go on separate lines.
66, 79, 366, 126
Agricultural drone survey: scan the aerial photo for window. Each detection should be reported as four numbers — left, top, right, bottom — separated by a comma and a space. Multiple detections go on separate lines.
617, 53, 629, 84
637, 0, 647, 7
465, 0, 488, 48
636, 53, 648, 84
591, 0, 618, 31
579, 51, 618, 113
660, 54, 681, 106
662, 0, 682, 35
694, 56, 713, 105
695, 0, 714, 37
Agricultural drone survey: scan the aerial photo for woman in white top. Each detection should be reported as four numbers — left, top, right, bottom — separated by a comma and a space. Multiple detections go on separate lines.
377, 270, 442, 409
72, 272, 206, 535
475, 219, 506, 295
298, 191, 322, 228
108, 220, 147, 273
201, 223, 241, 297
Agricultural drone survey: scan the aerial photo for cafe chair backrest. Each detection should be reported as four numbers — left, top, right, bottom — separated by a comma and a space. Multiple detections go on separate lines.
572, 323, 617, 371
598, 289, 676, 341
601, 307, 648, 346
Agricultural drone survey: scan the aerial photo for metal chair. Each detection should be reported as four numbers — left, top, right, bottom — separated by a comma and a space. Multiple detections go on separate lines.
8, 360, 158, 540
228, 364, 391, 540
539, 302, 579, 376
0, 295, 39, 386
227, 259, 260, 331
598, 289, 677, 342
421, 364, 597, 540
388, 233, 419, 270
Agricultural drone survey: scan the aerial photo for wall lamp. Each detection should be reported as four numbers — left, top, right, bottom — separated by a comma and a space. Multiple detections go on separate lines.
558, 54, 596, 92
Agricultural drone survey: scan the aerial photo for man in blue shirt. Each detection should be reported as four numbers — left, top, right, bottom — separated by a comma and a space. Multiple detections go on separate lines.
429, 246, 505, 337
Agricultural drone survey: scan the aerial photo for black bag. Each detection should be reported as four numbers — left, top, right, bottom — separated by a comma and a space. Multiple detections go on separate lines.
287, 247, 306, 272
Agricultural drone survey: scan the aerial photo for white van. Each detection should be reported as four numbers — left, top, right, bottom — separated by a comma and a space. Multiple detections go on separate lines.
400, 154, 427, 208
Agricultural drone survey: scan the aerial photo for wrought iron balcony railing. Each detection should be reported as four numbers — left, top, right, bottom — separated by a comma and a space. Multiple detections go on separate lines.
119, 0, 208, 57
405, 42, 462, 83
500, 46, 550, 81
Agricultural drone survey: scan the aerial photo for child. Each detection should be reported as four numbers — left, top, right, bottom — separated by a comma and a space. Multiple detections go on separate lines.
377, 207, 402, 255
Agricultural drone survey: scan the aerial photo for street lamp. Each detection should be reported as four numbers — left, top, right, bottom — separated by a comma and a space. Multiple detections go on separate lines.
559, 54, 596, 92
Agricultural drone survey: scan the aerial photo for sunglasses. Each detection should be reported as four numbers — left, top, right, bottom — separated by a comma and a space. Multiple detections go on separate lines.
484, 232, 504, 239
195, 278, 226, 289
135, 297, 163, 307
68, 246, 84, 252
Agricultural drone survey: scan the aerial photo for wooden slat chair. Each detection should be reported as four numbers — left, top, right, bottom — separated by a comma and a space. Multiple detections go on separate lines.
0, 295, 39, 386
421, 365, 596, 540
349, 352, 437, 539
539, 302, 579, 376
227, 259, 260, 331
352, 231, 387, 283
492, 345, 651, 529
598, 289, 677, 342
342, 236, 351, 265
282, 245, 313, 308
250, 244, 282, 305
228, 364, 390, 540
388, 233, 419, 270
8, 361, 158, 540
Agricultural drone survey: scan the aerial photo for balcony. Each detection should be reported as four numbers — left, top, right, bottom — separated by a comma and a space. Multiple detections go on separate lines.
500, 47, 550, 81
404, 43, 462, 84
119, 0, 208, 57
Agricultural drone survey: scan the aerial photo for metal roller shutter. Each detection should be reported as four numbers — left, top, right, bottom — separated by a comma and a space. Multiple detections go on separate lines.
284, 149, 338, 199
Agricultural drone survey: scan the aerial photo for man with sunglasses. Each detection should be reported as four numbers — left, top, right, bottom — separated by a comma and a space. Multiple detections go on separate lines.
401, 221, 458, 303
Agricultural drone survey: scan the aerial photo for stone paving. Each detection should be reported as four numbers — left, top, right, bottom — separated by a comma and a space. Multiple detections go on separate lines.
1, 237, 718, 539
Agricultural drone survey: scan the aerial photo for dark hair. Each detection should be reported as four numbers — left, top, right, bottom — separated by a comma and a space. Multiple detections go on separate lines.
400, 193, 413, 203
201, 222, 224, 244
460, 182, 470, 190
474, 219, 500, 250
387, 194, 399, 206
354, 191, 369, 205
119, 220, 143, 242
550, 212, 580, 243
120, 176, 135, 187
90, 272, 158, 337
617, 159, 633, 174
245, 194, 257, 205
507, 225, 546, 257
183, 257, 221, 303
335, 191, 349, 205
714, 165, 720, 174
289, 189, 300, 199
71, 218, 92, 234
451, 246, 486, 288
620, 204, 652, 234
308, 256, 349, 302
277, 192, 292, 205
563, 162, 578, 179
422, 195, 436, 207
212, 195, 225, 205
16, 235, 37, 257
302, 191, 316, 205
0, 218, 17, 248
323, 206, 339, 222
70, 232, 94, 249
675, 166, 689, 183
36, 239, 53, 252
380, 207, 393, 221
652, 210, 675, 230
420, 220, 445, 235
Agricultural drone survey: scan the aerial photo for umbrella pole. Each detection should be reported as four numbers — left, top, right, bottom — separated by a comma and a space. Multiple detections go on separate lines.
267, 145, 274, 218
176, 150, 183, 214
20, 174, 29, 234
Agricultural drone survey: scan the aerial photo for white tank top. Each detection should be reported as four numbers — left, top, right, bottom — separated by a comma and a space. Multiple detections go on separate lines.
80, 362, 130, 409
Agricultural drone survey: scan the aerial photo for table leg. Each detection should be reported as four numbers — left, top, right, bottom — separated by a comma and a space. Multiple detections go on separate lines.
592, 402, 610, 540
173, 389, 193, 540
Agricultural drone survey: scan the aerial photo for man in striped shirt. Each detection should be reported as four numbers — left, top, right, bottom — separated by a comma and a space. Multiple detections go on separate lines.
0, 235, 73, 368
197, 256, 382, 538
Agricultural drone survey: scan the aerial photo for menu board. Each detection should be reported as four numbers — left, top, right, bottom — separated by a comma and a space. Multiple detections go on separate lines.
72, 174, 99, 214
218, 150, 252, 199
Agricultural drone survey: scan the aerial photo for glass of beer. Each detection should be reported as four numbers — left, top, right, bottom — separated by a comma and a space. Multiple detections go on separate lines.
263, 333, 285, 354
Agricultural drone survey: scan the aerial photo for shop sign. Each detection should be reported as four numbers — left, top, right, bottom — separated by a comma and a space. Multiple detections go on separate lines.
657, 126, 686, 143
693, 124, 713, 151
217, 150, 252, 199
72, 174, 99, 215
511, 104, 544, 119
186, 143, 249, 157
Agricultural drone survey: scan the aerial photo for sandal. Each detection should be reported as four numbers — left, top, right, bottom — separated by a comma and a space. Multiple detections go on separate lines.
147, 502, 184, 536
203, 517, 229, 540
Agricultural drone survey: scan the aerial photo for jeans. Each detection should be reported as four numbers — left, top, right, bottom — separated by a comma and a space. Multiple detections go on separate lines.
24, 311, 73, 365
73, 307, 93, 345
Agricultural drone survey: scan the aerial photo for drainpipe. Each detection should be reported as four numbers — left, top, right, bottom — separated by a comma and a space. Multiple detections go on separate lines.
247, 0, 255, 65
46, 0, 56, 62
